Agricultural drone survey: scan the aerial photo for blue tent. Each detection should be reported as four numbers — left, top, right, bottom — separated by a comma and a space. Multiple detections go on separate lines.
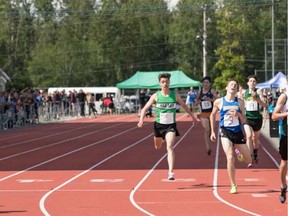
256, 72, 287, 89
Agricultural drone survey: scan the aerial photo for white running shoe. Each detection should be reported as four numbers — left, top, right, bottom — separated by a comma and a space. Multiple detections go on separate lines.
168, 173, 175, 181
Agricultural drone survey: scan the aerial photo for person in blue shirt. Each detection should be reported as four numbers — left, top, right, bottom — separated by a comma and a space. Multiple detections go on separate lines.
210, 79, 252, 194
186, 87, 197, 113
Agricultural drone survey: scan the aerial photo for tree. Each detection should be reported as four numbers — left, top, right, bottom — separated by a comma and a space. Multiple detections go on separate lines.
168, 0, 219, 81
4, 0, 37, 90
213, 2, 246, 92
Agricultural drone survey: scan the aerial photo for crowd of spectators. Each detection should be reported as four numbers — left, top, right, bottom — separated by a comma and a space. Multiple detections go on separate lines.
0, 87, 118, 121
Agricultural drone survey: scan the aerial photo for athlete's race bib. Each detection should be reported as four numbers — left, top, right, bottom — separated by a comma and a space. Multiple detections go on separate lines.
245, 100, 258, 111
223, 114, 240, 127
159, 113, 174, 124
201, 101, 212, 110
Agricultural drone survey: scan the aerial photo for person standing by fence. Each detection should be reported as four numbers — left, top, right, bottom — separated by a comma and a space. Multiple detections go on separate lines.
77, 89, 86, 117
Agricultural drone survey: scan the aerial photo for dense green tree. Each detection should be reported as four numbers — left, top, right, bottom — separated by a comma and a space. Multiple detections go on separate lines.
3, 0, 37, 90
90, 0, 171, 85
169, 0, 219, 81
213, 2, 246, 92
0, 0, 286, 90
0, 2, 11, 68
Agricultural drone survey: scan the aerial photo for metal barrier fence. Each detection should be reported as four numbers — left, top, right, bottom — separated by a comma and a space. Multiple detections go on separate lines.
0, 101, 86, 130
0, 100, 139, 131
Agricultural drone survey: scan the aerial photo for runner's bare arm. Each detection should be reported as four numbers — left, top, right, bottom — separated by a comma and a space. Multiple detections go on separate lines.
210, 98, 220, 142
256, 89, 268, 108
272, 93, 288, 121
236, 98, 247, 125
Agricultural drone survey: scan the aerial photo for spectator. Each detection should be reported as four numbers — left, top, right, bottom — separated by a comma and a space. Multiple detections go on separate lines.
77, 89, 86, 117
103, 96, 114, 115
88, 93, 97, 118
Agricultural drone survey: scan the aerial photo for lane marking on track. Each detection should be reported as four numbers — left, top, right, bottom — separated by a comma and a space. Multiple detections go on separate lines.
251, 194, 268, 198
0, 188, 280, 193
0, 115, 134, 149
161, 178, 196, 182
0, 189, 131, 192
90, 179, 124, 183
243, 178, 261, 182
0, 118, 144, 182
39, 126, 155, 216
129, 120, 195, 216
261, 142, 288, 182
212, 125, 262, 216
17, 179, 53, 183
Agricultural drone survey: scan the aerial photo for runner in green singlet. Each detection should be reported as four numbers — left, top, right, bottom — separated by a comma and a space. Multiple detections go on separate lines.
137, 73, 198, 181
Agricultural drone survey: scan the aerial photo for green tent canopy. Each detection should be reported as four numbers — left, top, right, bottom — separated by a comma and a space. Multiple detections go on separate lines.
116, 71, 201, 89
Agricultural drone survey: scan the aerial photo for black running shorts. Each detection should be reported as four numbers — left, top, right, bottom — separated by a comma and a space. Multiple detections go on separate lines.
279, 135, 287, 161
244, 118, 263, 132
220, 127, 246, 144
154, 122, 180, 139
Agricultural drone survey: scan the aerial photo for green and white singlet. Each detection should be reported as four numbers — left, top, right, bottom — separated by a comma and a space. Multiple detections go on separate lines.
155, 90, 177, 125
244, 89, 262, 119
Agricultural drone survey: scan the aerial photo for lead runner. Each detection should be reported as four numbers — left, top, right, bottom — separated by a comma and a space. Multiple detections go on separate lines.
137, 72, 198, 180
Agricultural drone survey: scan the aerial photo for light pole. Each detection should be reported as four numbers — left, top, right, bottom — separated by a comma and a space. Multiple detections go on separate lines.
203, 6, 208, 78
271, 0, 275, 77
197, 6, 211, 78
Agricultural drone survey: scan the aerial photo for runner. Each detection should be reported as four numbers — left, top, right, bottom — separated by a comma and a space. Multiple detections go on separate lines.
137, 73, 198, 180
210, 79, 252, 194
195, 76, 218, 155
272, 77, 288, 203
243, 75, 267, 166
186, 86, 197, 114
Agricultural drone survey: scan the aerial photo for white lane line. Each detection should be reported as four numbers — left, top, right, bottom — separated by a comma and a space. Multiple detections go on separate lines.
90, 179, 124, 183
251, 194, 268, 198
243, 178, 262, 182
161, 178, 196, 182
212, 127, 261, 216
39, 132, 154, 216
17, 179, 53, 183
0, 121, 131, 161
261, 142, 288, 182
0, 188, 280, 193
0, 115, 133, 149
129, 122, 195, 216
0, 120, 148, 182
260, 143, 280, 168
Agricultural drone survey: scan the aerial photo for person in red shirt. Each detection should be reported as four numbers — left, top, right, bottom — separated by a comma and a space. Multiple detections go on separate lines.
103, 96, 114, 114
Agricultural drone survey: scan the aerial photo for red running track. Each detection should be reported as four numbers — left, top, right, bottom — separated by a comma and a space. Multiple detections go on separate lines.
0, 114, 286, 216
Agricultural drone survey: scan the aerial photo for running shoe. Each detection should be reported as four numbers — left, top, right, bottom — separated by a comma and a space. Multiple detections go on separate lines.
207, 149, 212, 156
230, 184, 237, 194
280, 186, 287, 203
168, 173, 175, 181
247, 163, 253, 168
252, 154, 259, 164
235, 149, 244, 162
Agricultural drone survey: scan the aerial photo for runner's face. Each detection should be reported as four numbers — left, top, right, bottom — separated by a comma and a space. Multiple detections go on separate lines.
247, 78, 257, 89
227, 81, 238, 93
159, 78, 170, 89
202, 80, 211, 89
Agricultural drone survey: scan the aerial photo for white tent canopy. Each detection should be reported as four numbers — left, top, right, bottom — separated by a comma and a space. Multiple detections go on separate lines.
256, 72, 287, 89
